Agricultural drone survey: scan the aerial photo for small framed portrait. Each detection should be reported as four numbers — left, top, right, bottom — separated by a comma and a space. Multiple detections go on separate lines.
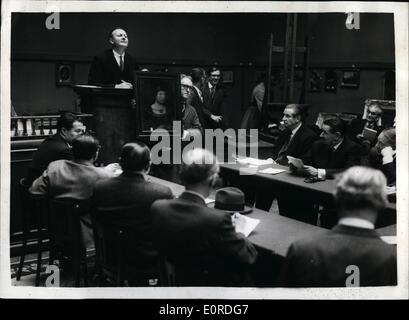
133, 72, 181, 138
309, 70, 323, 92
55, 62, 75, 86
222, 70, 234, 84
341, 69, 360, 88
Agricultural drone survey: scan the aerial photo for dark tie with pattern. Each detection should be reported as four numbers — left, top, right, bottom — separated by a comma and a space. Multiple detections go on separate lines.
276, 132, 293, 163
119, 55, 124, 72
210, 86, 215, 100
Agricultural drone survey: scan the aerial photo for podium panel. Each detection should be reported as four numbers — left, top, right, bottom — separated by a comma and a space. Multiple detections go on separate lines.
74, 85, 136, 164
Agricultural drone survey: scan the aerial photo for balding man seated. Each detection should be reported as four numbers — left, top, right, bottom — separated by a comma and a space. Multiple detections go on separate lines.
92, 142, 174, 282
282, 166, 397, 287
29, 134, 117, 247
151, 148, 258, 286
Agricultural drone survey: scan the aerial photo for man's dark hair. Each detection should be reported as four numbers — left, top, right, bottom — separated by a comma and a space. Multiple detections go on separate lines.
108, 27, 126, 40
120, 142, 151, 172
323, 117, 347, 137
72, 134, 100, 161
208, 66, 221, 74
57, 111, 81, 132
285, 104, 310, 122
191, 68, 205, 83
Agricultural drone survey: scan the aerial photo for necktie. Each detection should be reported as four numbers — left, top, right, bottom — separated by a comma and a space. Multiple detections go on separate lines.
277, 132, 293, 162
210, 86, 215, 100
119, 55, 124, 72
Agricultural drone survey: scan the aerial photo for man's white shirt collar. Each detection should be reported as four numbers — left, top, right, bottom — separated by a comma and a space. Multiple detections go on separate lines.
338, 217, 375, 229
333, 138, 343, 151
291, 122, 302, 137
184, 190, 207, 202
112, 50, 125, 66
193, 85, 203, 102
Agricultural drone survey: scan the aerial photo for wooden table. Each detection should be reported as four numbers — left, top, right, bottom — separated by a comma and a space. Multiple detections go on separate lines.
376, 224, 397, 236
219, 161, 396, 225
148, 174, 326, 257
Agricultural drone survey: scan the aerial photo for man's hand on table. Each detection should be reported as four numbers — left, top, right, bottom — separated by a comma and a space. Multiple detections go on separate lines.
303, 165, 318, 177
115, 80, 133, 89
232, 212, 247, 235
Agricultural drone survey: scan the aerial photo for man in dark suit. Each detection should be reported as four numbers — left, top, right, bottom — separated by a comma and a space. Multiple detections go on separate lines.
255, 104, 318, 211
151, 148, 258, 286
92, 142, 174, 283
348, 103, 384, 145
189, 68, 220, 129
282, 166, 397, 287
368, 128, 396, 185
180, 75, 202, 138
202, 67, 227, 129
26, 111, 85, 186
303, 117, 362, 179
88, 27, 138, 88
29, 134, 117, 248
274, 104, 318, 165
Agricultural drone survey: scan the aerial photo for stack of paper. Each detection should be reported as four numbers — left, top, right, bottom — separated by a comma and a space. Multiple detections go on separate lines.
381, 236, 397, 245
236, 157, 275, 166
232, 213, 260, 237
259, 168, 286, 175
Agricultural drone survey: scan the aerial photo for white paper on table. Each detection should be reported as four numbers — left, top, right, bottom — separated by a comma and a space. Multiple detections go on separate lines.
205, 198, 215, 205
287, 156, 305, 169
236, 157, 275, 166
259, 167, 286, 175
381, 236, 397, 245
232, 213, 260, 237
384, 185, 396, 195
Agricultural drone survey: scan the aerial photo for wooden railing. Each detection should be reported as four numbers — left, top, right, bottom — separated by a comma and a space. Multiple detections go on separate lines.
11, 113, 93, 139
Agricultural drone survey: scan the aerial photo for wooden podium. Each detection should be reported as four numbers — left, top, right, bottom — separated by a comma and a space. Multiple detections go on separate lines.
73, 85, 136, 164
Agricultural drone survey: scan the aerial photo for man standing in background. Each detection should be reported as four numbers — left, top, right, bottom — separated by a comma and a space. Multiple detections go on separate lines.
203, 67, 225, 129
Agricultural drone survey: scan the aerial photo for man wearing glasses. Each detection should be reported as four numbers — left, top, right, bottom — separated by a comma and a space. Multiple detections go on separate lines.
180, 75, 203, 140
348, 103, 384, 146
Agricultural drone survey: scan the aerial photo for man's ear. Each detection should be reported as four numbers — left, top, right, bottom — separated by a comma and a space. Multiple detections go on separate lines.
60, 127, 67, 138
109, 38, 114, 45
208, 174, 217, 188
145, 161, 151, 174
335, 132, 342, 140
94, 150, 99, 162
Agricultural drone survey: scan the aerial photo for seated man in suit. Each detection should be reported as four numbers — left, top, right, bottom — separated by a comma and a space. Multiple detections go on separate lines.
303, 117, 362, 180
30, 134, 117, 247
255, 104, 318, 211
26, 111, 86, 186
348, 103, 384, 146
274, 104, 318, 165
151, 148, 258, 286
202, 67, 226, 129
282, 166, 397, 287
367, 127, 396, 185
92, 142, 174, 284
88, 27, 138, 88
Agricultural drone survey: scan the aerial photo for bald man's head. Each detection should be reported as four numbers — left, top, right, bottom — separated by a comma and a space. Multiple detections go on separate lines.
119, 142, 151, 172
180, 149, 219, 186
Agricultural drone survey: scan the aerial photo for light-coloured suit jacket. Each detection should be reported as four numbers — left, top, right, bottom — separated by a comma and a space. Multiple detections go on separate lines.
29, 159, 114, 200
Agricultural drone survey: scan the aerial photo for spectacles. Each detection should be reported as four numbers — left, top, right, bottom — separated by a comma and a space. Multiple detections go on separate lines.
368, 110, 382, 116
181, 85, 191, 90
